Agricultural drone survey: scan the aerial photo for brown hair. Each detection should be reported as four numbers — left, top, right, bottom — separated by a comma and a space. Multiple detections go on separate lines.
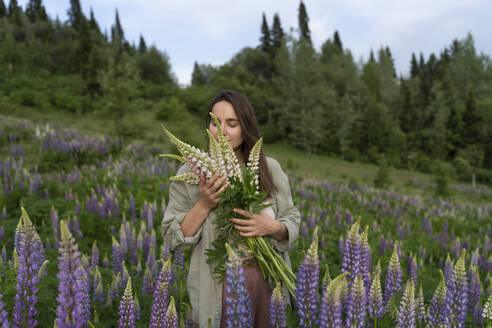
206, 90, 276, 196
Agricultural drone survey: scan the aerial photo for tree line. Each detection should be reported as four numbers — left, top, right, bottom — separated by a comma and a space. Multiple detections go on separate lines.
0, 0, 491, 184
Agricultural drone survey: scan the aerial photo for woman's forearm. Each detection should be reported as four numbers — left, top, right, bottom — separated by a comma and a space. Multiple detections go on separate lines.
180, 200, 212, 237
270, 220, 288, 242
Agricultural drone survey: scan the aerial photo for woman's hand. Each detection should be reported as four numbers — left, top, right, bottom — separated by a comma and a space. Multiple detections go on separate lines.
197, 173, 230, 211
230, 208, 288, 241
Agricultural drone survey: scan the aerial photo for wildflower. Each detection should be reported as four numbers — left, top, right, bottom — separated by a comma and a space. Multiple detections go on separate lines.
446, 249, 468, 327
93, 266, 104, 304
295, 227, 320, 327
165, 296, 179, 328
383, 245, 403, 306
149, 281, 169, 328
322, 265, 331, 292
341, 222, 362, 287
112, 236, 123, 277
368, 269, 384, 320
223, 244, 253, 328
483, 292, 492, 320
408, 253, 418, 283
55, 221, 91, 328
397, 280, 416, 328
118, 278, 136, 328
428, 270, 450, 327
91, 241, 99, 271
319, 273, 348, 328
443, 253, 453, 284
468, 266, 483, 325
415, 285, 425, 324
13, 207, 46, 328
360, 225, 372, 289
270, 283, 287, 328
345, 274, 367, 328
0, 294, 9, 328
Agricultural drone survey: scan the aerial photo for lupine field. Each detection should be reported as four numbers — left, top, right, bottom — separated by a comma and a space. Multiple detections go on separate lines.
1, 120, 492, 328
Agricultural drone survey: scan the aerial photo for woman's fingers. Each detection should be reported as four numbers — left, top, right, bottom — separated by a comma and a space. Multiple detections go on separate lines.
230, 217, 253, 225
233, 208, 251, 218
206, 173, 219, 189
214, 180, 230, 197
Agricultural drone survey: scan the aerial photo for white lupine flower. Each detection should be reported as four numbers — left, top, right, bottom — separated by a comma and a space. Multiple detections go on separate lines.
484, 292, 492, 320
170, 173, 201, 184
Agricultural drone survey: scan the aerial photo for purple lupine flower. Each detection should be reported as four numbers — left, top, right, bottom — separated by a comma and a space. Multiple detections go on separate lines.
468, 266, 482, 324
341, 222, 363, 287
345, 274, 367, 328
397, 280, 416, 328
322, 265, 331, 292
129, 195, 135, 221
119, 225, 128, 256
223, 244, 253, 328
134, 292, 141, 321
415, 285, 425, 324
13, 207, 45, 328
111, 272, 122, 300
1, 246, 6, 263
102, 254, 110, 267
0, 227, 4, 240
1, 207, 6, 220
270, 283, 287, 328
319, 273, 348, 328
55, 220, 91, 328
91, 241, 99, 271
408, 254, 417, 283
428, 270, 450, 327
149, 280, 170, 328
444, 254, 453, 284
118, 279, 136, 328
295, 227, 320, 327
112, 237, 123, 277
93, 266, 104, 304
142, 265, 153, 295
338, 235, 344, 255
165, 296, 179, 328
383, 245, 403, 306
446, 249, 468, 328
0, 294, 10, 328
368, 268, 384, 321
174, 249, 184, 271
361, 226, 372, 289
122, 262, 130, 292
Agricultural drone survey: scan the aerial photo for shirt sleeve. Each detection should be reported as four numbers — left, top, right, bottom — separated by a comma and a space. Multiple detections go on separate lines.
161, 167, 203, 251
269, 159, 301, 252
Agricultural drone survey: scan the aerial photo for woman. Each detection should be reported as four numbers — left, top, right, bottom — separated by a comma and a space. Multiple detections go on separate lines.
162, 90, 300, 327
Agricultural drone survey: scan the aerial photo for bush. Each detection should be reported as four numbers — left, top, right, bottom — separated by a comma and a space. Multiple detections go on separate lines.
374, 154, 391, 189
432, 160, 452, 198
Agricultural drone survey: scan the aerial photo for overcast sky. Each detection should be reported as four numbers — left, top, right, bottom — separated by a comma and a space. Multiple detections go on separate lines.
18, 0, 492, 85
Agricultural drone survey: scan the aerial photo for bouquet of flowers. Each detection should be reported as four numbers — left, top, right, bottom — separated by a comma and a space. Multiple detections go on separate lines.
160, 113, 296, 299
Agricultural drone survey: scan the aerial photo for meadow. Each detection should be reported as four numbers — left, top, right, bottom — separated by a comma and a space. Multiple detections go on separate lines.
0, 113, 491, 327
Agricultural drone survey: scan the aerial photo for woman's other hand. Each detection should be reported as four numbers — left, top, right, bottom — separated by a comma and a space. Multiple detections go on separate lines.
230, 208, 288, 242
198, 173, 230, 211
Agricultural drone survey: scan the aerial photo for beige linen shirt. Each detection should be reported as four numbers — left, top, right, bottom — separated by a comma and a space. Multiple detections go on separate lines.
162, 157, 300, 327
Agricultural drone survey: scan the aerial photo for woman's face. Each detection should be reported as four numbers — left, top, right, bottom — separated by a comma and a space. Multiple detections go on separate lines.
210, 101, 244, 150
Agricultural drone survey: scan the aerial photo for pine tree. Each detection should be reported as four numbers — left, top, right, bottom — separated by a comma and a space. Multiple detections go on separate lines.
26, 0, 47, 22
113, 9, 124, 41
385, 46, 396, 77
369, 50, 375, 63
462, 91, 482, 145
333, 30, 343, 51
89, 7, 101, 35
410, 53, 419, 78
298, 1, 311, 43
446, 106, 463, 158
68, 0, 84, 31
138, 34, 147, 54
271, 13, 284, 52
0, 0, 6, 17
7, 0, 21, 26
259, 13, 272, 54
